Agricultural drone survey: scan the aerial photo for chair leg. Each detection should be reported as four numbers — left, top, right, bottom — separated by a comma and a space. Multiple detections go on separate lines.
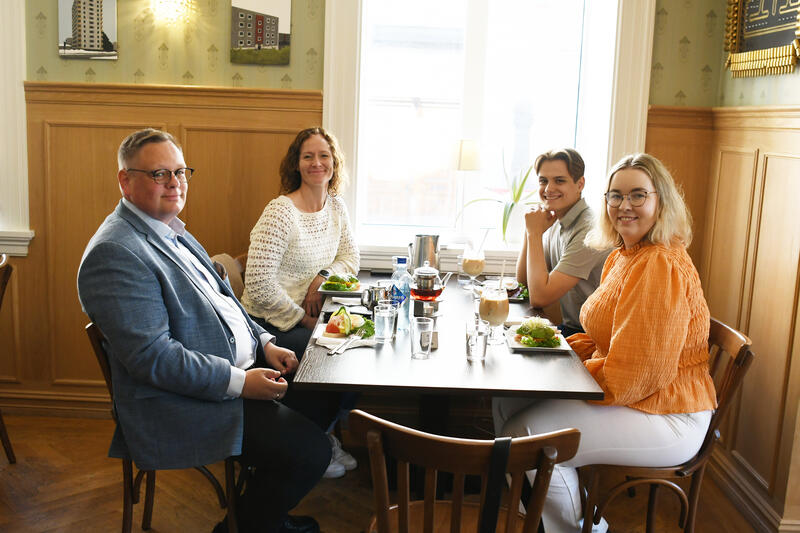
684, 468, 706, 533
581, 469, 599, 533
121, 460, 134, 533
225, 458, 239, 533
0, 410, 16, 464
142, 470, 156, 530
646, 484, 659, 533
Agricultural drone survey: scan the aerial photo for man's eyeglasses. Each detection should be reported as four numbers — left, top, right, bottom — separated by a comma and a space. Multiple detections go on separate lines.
126, 167, 194, 185
604, 190, 657, 208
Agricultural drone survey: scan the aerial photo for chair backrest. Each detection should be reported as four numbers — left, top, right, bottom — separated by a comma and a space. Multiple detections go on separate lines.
349, 409, 580, 533
693, 318, 754, 467
0, 254, 12, 312
210, 253, 246, 299
86, 323, 117, 418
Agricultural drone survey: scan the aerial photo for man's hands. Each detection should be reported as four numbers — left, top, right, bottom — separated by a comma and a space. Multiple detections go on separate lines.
264, 343, 298, 375
525, 205, 557, 237
241, 368, 288, 400
301, 275, 326, 321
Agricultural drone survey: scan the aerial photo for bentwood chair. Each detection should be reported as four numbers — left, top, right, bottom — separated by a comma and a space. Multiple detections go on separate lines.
0, 254, 17, 464
579, 317, 754, 533
349, 409, 581, 533
86, 323, 241, 533
210, 252, 248, 299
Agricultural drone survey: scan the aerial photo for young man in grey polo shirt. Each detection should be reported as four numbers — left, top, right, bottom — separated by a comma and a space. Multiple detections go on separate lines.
516, 148, 609, 337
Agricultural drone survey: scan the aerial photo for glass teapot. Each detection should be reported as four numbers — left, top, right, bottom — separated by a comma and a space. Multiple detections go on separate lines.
410, 261, 453, 301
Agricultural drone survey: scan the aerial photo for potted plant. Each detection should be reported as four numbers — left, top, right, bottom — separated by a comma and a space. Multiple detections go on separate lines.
460, 162, 536, 243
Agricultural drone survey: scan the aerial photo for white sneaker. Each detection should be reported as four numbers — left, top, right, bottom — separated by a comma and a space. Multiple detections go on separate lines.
328, 433, 357, 470
323, 456, 345, 478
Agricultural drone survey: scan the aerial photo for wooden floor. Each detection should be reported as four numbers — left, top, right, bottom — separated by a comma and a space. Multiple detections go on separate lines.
0, 415, 754, 532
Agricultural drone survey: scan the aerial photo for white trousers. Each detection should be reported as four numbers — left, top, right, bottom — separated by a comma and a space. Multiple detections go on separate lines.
492, 398, 711, 533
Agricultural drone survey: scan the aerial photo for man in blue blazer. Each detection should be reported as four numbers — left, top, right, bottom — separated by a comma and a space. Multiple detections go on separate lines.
78, 129, 329, 533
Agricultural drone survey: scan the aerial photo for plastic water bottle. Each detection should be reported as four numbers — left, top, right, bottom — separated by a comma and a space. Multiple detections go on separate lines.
390, 255, 412, 331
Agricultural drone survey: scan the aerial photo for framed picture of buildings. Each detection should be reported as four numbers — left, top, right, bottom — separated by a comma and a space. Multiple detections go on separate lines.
231, 0, 291, 66
724, 0, 800, 77
58, 0, 118, 60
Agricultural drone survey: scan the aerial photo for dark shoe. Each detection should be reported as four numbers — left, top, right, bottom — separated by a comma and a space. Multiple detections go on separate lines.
278, 515, 320, 533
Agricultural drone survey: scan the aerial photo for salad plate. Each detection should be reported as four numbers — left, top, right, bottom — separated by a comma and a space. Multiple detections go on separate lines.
317, 274, 363, 296
505, 324, 572, 353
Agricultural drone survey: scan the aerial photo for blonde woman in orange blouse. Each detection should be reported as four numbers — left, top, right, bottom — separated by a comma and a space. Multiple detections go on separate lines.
493, 153, 716, 533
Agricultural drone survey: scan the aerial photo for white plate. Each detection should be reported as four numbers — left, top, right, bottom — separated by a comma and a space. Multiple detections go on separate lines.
317, 284, 365, 297
505, 326, 572, 353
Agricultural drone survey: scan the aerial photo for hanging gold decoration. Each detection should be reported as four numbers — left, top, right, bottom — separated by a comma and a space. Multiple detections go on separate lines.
725, 1, 800, 78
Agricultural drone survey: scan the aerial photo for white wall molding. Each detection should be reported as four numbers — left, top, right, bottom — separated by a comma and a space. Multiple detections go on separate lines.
322, 0, 362, 220
607, 0, 656, 167
0, 0, 34, 256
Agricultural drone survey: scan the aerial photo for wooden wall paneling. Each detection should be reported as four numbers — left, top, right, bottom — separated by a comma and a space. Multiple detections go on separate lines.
737, 153, 800, 500
4, 82, 322, 415
0, 261, 20, 383
701, 147, 758, 329
180, 126, 299, 257
44, 122, 154, 387
644, 106, 713, 266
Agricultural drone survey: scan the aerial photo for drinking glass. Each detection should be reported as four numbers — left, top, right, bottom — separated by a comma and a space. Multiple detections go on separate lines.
466, 318, 490, 362
461, 245, 485, 290
373, 303, 397, 343
410, 317, 434, 359
377, 298, 400, 338
479, 286, 509, 345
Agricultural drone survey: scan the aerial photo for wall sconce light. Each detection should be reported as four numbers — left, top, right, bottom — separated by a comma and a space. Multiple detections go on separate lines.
456, 139, 480, 171
152, 0, 194, 25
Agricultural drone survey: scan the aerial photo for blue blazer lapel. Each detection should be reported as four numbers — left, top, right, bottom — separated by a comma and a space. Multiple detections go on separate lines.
115, 202, 218, 302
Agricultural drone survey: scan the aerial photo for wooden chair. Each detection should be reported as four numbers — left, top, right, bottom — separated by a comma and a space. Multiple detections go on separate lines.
348, 409, 581, 533
579, 317, 754, 533
86, 323, 240, 533
210, 252, 247, 300
0, 254, 17, 464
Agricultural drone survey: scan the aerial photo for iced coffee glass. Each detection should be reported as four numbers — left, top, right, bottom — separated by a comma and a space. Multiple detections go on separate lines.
479, 286, 509, 345
461, 245, 485, 290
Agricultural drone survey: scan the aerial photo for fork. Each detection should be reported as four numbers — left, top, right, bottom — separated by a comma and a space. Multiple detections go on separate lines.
329, 330, 365, 355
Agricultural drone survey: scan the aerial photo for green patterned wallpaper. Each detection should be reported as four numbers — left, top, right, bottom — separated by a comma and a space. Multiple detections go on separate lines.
25, 0, 325, 89
649, 0, 727, 107
26, 1, 796, 103
649, 0, 799, 107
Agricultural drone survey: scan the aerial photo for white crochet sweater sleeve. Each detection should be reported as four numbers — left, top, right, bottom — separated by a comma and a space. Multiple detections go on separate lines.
241, 195, 359, 331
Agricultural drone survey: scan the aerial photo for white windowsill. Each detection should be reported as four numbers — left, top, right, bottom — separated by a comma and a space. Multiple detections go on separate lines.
0, 229, 35, 256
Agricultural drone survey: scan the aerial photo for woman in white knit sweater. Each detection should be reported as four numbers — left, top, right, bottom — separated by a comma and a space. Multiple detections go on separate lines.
242, 127, 360, 478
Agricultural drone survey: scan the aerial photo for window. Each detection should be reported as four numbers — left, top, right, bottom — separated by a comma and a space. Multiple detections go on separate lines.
325, 0, 654, 268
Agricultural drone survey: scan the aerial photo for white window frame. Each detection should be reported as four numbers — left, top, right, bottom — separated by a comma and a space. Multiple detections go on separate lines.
323, 0, 654, 272
0, 0, 34, 256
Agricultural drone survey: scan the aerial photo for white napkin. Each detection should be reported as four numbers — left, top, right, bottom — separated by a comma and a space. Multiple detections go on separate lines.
312, 324, 377, 350
326, 298, 370, 315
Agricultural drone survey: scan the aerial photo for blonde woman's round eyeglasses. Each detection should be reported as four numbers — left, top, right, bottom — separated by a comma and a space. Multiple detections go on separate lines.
604, 190, 657, 208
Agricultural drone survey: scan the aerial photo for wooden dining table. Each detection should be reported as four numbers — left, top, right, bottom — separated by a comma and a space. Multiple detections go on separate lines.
294, 272, 603, 401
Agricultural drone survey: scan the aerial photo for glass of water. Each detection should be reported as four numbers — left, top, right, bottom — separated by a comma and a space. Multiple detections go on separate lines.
410, 317, 434, 359
466, 318, 490, 362
373, 303, 397, 342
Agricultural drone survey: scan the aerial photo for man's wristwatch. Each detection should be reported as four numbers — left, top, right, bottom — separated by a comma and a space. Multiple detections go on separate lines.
318, 269, 331, 279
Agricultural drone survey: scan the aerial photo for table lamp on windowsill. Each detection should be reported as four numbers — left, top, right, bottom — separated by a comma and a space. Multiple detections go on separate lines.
456, 139, 480, 172
454, 139, 481, 248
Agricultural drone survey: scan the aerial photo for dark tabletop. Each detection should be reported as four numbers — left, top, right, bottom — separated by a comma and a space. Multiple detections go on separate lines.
294, 272, 604, 400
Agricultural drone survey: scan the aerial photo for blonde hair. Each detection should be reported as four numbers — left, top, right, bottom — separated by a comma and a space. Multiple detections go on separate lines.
586, 153, 692, 249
